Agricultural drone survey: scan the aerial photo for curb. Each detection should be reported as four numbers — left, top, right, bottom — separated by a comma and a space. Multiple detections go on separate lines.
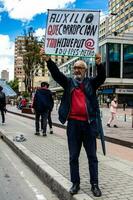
7, 110, 133, 149
0, 131, 93, 200
7, 110, 66, 129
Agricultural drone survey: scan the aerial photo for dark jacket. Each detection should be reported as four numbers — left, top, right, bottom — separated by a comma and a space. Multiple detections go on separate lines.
0, 91, 6, 109
32, 87, 54, 113
46, 59, 106, 155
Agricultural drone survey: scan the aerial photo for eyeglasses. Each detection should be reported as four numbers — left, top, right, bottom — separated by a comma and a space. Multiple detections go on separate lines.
73, 66, 86, 70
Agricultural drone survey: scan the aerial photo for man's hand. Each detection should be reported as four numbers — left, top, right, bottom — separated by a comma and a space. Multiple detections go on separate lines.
40, 48, 50, 62
95, 53, 101, 65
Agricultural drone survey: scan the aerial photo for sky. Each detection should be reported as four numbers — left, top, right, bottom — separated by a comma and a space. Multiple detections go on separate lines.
0, 0, 108, 80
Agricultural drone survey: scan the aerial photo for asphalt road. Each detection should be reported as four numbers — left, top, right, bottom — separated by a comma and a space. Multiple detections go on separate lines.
0, 139, 59, 200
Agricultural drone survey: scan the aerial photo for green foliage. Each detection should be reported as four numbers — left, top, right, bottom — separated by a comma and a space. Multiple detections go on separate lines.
8, 78, 19, 94
19, 27, 45, 93
22, 91, 30, 98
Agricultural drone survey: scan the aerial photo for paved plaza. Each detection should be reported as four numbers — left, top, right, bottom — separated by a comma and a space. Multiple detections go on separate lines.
0, 105, 133, 200
7, 105, 133, 146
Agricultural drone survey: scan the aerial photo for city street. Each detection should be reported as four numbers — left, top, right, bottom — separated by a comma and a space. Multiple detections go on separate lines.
0, 107, 133, 200
0, 139, 59, 200
0, 0, 133, 200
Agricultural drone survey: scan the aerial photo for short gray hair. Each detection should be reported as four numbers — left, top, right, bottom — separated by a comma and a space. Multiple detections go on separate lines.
74, 60, 87, 69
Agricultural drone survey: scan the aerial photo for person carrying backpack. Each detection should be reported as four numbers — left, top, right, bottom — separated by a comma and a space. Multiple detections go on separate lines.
0, 86, 6, 125
32, 82, 53, 136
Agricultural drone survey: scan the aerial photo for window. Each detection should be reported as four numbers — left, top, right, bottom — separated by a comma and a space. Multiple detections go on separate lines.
123, 44, 133, 78
107, 43, 121, 78
130, 11, 133, 17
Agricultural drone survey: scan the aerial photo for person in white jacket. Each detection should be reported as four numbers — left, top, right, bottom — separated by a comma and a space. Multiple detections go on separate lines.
107, 97, 118, 128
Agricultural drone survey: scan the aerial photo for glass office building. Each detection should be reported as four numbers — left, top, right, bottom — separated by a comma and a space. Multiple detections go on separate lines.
99, 36, 133, 106
98, 0, 133, 106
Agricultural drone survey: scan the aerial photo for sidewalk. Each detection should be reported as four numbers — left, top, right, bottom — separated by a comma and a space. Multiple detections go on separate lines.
0, 105, 133, 200
7, 105, 133, 148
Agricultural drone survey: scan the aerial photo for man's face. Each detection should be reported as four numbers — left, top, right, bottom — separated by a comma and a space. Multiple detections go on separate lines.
73, 61, 87, 81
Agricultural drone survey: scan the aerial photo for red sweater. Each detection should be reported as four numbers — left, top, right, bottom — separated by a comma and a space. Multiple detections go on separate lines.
69, 83, 88, 121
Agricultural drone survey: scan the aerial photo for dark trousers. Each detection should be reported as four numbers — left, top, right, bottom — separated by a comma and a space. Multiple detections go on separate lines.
67, 119, 98, 185
41, 111, 52, 130
0, 108, 5, 123
35, 112, 48, 133
48, 111, 52, 129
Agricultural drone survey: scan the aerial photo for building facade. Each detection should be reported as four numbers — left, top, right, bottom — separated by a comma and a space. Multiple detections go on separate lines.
108, 0, 133, 35
14, 36, 71, 92
98, 0, 133, 106
1, 70, 9, 82
99, 35, 133, 106
14, 36, 48, 92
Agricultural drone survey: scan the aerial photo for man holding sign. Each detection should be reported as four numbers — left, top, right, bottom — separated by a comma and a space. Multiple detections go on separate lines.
40, 48, 106, 197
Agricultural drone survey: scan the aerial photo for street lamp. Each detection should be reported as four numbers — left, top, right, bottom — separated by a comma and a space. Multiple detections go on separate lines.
110, 12, 118, 36
110, 13, 117, 16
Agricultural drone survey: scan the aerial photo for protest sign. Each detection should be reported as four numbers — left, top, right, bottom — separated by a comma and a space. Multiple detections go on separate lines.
45, 9, 100, 57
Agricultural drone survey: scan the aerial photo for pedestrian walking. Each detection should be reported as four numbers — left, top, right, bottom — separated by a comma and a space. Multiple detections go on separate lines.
41, 110, 54, 134
40, 49, 106, 197
32, 82, 53, 136
107, 97, 118, 128
40, 83, 54, 134
0, 86, 6, 125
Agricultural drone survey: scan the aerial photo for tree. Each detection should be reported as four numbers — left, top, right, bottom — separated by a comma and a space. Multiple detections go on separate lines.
19, 27, 44, 94
8, 78, 19, 94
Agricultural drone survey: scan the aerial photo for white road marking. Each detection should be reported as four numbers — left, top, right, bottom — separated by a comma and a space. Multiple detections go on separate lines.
4, 152, 47, 200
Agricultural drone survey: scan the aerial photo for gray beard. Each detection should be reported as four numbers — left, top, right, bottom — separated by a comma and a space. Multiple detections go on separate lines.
74, 75, 84, 82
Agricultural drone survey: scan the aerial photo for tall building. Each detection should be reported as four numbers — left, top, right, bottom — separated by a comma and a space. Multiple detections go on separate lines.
108, 0, 133, 35
98, 0, 133, 106
99, 16, 109, 42
99, 0, 133, 40
1, 70, 9, 82
14, 36, 70, 92
14, 36, 28, 92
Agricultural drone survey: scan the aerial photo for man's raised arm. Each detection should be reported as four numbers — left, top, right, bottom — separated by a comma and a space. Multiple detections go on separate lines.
40, 48, 68, 89
91, 53, 106, 90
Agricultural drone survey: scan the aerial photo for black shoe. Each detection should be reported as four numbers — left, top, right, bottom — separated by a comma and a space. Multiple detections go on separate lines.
43, 133, 47, 136
91, 184, 102, 197
50, 130, 53, 134
34, 132, 40, 135
114, 125, 118, 128
107, 123, 110, 127
69, 183, 80, 195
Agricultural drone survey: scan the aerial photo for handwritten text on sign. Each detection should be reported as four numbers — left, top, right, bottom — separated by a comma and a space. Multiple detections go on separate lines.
45, 10, 100, 57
